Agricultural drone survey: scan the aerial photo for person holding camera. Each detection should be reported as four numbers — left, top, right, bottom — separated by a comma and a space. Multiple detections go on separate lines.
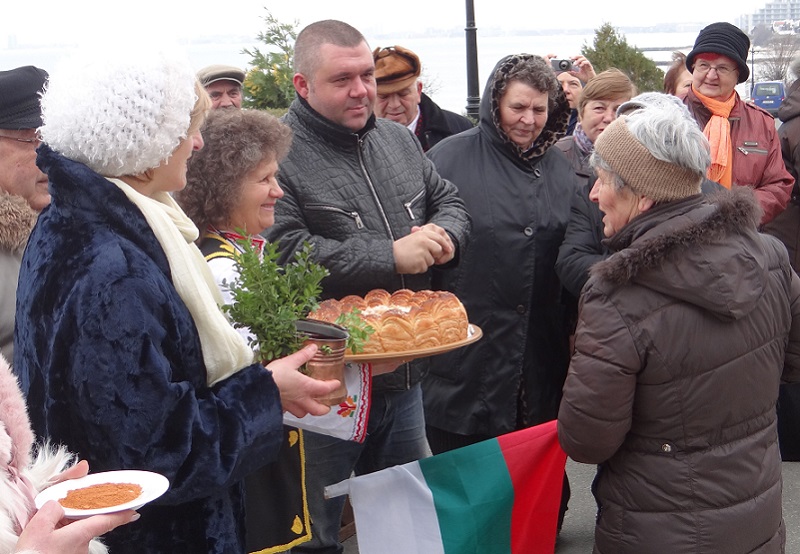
547, 54, 596, 135
423, 53, 580, 531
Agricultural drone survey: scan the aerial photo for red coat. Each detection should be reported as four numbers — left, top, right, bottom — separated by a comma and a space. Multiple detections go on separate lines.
684, 88, 794, 224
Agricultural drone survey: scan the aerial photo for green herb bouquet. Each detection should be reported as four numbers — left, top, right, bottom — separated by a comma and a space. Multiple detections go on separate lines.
223, 238, 373, 362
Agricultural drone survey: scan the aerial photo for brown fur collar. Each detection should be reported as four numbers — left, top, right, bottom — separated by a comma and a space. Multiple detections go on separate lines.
0, 193, 37, 254
590, 188, 761, 286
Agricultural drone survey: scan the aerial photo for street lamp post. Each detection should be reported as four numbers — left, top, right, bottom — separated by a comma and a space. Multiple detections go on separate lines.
465, 0, 480, 119
750, 45, 755, 96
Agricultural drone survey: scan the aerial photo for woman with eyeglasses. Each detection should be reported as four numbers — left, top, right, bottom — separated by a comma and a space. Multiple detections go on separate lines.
683, 22, 793, 225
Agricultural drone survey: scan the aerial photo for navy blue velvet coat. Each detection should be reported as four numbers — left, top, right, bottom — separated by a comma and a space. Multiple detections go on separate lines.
14, 145, 285, 553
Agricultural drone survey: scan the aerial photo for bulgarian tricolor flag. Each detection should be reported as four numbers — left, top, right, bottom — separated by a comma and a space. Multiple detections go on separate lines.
325, 419, 567, 554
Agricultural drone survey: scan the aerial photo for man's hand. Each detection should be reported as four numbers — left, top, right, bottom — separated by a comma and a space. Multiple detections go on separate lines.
394, 224, 455, 273
267, 344, 341, 418
14, 500, 138, 554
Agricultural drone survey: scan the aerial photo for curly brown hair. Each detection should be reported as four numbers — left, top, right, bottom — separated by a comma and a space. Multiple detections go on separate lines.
176, 108, 292, 234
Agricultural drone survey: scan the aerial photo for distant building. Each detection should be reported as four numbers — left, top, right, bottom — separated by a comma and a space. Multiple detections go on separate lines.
738, 0, 800, 32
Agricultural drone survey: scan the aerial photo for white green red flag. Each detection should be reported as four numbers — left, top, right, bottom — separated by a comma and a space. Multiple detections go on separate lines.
325, 419, 567, 553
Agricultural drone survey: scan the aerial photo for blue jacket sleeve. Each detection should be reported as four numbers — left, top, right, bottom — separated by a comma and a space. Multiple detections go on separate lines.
49, 273, 284, 505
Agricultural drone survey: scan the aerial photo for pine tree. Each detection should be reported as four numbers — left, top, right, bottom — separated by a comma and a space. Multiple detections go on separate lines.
242, 9, 298, 111
582, 23, 664, 93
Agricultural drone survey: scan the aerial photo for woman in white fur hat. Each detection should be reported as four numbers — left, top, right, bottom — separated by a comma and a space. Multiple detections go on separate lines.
12, 45, 339, 553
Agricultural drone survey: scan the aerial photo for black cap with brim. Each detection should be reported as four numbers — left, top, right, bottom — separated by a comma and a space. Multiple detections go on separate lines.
0, 65, 48, 129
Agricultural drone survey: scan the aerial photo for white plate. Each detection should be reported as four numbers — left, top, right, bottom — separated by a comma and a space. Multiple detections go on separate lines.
34, 469, 169, 519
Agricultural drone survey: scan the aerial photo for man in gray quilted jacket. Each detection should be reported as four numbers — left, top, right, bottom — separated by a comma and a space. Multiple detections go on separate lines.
263, 19, 470, 554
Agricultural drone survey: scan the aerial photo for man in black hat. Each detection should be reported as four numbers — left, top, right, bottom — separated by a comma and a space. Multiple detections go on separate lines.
373, 45, 472, 151
683, 21, 793, 225
197, 64, 246, 109
0, 65, 48, 360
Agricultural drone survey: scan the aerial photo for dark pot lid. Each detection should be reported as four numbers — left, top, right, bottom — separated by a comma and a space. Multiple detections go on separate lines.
295, 318, 349, 340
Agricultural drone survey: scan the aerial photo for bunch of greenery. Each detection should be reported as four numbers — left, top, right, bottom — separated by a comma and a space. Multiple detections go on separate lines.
223, 238, 373, 361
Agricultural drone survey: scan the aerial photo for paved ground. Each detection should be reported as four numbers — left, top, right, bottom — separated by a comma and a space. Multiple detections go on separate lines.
343, 459, 800, 553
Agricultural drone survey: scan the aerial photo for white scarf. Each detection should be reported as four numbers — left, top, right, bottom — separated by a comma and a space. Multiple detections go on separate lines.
110, 179, 254, 386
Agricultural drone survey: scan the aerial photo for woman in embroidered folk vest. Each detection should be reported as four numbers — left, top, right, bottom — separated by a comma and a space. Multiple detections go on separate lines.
176, 108, 314, 554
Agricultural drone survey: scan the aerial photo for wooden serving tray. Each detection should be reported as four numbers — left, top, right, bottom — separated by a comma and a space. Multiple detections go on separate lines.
344, 324, 482, 364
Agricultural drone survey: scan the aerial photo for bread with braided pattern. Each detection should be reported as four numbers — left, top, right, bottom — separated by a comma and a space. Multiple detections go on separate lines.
309, 289, 468, 354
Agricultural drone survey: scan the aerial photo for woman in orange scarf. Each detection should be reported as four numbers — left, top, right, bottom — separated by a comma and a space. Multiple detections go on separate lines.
683, 22, 793, 225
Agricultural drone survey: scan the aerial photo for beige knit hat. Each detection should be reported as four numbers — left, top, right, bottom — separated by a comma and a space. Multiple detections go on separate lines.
594, 118, 701, 202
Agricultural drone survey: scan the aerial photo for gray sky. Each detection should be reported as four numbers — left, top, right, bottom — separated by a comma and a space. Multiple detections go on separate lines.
3, 0, 767, 48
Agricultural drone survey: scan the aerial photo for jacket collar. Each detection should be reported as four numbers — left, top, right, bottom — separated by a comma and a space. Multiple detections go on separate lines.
590, 188, 766, 321
0, 193, 37, 254
418, 93, 453, 134
35, 144, 172, 274
290, 95, 377, 148
593, 188, 760, 286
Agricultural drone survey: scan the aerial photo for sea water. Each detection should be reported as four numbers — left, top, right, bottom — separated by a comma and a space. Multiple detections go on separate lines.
2, 30, 748, 114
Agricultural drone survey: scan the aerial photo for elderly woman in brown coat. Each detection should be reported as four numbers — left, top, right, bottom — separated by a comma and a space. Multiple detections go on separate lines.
558, 95, 800, 553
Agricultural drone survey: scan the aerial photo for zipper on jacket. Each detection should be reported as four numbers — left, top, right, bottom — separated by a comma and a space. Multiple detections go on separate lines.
737, 146, 768, 156
356, 136, 398, 245
403, 189, 426, 220
305, 204, 364, 229
357, 136, 411, 388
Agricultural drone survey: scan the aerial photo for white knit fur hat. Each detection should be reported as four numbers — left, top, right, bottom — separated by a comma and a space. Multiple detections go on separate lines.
40, 46, 198, 177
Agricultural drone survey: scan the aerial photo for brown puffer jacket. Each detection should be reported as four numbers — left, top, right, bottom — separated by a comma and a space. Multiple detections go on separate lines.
558, 188, 800, 553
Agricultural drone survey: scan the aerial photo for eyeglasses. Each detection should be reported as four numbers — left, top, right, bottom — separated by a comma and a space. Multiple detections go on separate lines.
693, 61, 737, 77
0, 134, 41, 145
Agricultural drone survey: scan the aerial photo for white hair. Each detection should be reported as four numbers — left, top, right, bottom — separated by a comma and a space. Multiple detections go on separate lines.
593, 92, 710, 179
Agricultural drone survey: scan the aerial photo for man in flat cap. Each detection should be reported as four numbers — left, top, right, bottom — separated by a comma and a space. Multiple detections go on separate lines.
0, 65, 49, 360
197, 64, 246, 109
683, 22, 793, 225
373, 45, 472, 151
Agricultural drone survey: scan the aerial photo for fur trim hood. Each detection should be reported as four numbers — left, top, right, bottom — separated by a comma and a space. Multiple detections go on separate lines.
589, 188, 773, 320
0, 193, 37, 254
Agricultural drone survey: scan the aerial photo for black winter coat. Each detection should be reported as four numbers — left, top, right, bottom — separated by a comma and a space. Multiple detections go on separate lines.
416, 93, 473, 151
423, 54, 579, 435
